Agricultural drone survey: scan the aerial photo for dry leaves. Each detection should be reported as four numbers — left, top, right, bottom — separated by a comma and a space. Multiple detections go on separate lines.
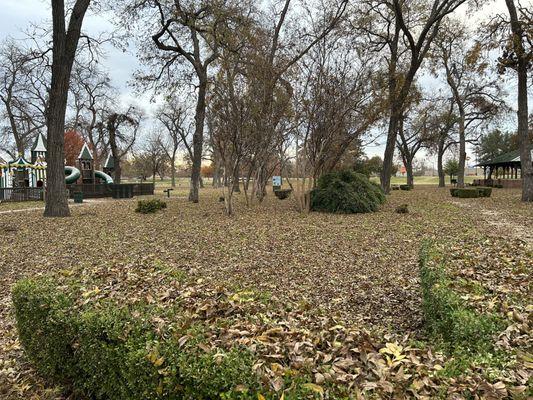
0, 187, 531, 399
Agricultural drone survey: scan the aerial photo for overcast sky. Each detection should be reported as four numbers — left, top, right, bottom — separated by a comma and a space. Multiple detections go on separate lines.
0, 0, 528, 167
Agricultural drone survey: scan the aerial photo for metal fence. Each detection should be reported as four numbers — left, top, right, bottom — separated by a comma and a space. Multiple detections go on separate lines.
0, 187, 44, 202
132, 183, 155, 196
66, 183, 154, 198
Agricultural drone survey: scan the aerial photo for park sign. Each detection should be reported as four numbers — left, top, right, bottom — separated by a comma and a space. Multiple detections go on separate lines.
272, 176, 282, 191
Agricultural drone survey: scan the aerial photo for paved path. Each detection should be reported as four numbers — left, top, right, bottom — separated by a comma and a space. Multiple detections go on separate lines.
0, 199, 105, 215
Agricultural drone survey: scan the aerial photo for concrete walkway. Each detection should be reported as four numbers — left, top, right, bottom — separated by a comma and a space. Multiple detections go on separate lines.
0, 199, 105, 215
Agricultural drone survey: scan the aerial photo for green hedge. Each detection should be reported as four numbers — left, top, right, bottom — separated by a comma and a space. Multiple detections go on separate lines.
476, 187, 492, 197
274, 188, 292, 200
418, 242, 504, 354
136, 199, 167, 214
12, 278, 260, 400
310, 170, 385, 214
450, 187, 492, 198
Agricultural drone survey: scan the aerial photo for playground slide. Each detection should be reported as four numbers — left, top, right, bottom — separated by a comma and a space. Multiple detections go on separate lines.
65, 166, 81, 184
95, 170, 114, 184
63, 167, 114, 184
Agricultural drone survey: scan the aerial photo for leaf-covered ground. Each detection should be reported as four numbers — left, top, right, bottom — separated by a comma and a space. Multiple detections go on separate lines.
0, 187, 531, 399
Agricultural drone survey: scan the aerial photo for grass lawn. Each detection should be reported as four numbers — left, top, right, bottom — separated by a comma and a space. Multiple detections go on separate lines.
0, 187, 531, 399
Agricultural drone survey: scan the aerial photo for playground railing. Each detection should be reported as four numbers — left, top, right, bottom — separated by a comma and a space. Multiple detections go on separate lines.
0, 187, 44, 202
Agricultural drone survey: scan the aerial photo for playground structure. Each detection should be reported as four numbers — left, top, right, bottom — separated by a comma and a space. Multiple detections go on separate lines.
0, 134, 153, 202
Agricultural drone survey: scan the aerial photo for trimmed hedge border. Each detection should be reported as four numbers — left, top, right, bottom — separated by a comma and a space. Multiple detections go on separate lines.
12, 279, 261, 400
418, 242, 504, 354
449, 187, 492, 198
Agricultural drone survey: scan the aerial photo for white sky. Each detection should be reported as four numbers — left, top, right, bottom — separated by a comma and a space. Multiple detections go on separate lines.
0, 0, 530, 168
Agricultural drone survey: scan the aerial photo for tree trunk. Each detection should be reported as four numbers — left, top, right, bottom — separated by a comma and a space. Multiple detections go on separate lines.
517, 63, 533, 201
113, 161, 122, 184
170, 153, 176, 188
189, 76, 207, 203
232, 163, 240, 193
437, 142, 445, 187
505, 0, 533, 201
457, 114, 466, 188
405, 158, 414, 188
381, 110, 401, 194
44, 0, 91, 217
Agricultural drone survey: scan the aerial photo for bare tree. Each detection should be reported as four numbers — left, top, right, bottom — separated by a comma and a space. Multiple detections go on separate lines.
122, 0, 249, 203
247, 0, 349, 202
396, 97, 435, 188
68, 64, 112, 169
355, 0, 474, 193
44, 0, 91, 217
140, 132, 168, 184
105, 106, 141, 183
425, 98, 458, 187
155, 98, 187, 188
0, 40, 48, 157
496, 0, 533, 201
288, 30, 383, 212
433, 20, 507, 187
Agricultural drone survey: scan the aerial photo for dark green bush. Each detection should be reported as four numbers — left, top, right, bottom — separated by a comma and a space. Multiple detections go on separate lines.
476, 187, 492, 197
450, 187, 492, 198
12, 278, 259, 400
419, 242, 504, 354
310, 170, 385, 214
135, 199, 167, 214
450, 188, 479, 198
399, 184, 412, 191
395, 204, 409, 214
274, 188, 292, 200
12, 279, 78, 384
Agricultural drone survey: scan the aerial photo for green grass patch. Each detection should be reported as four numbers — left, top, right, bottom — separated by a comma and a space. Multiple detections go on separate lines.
418, 242, 508, 376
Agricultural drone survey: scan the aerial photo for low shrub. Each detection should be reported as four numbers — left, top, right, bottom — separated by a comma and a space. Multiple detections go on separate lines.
399, 184, 412, 191
476, 187, 492, 197
450, 187, 492, 198
135, 199, 167, 214
274, 188, 292, 200
395, 204, 409, 214
12, 278, 260, 400
419, 242, 504, 354
310, 170, 385, 214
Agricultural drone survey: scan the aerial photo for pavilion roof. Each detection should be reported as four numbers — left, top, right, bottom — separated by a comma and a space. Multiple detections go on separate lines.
476, 148, 532, 167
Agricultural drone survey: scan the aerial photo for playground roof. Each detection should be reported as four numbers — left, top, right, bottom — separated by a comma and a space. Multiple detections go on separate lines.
8, 156, 33, 168
31, 133, 47, 153
104, 154, 114, 169
78, 143, 94, 160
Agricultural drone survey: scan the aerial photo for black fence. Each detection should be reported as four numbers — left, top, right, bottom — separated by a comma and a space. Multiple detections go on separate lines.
66, 183, 154, 199
132, 183, 155, 196
67, 184, 111, 199
0, 187, 44, 202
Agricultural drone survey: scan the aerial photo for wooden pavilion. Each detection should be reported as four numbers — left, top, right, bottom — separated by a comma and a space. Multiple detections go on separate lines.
474, 148, 533, 188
